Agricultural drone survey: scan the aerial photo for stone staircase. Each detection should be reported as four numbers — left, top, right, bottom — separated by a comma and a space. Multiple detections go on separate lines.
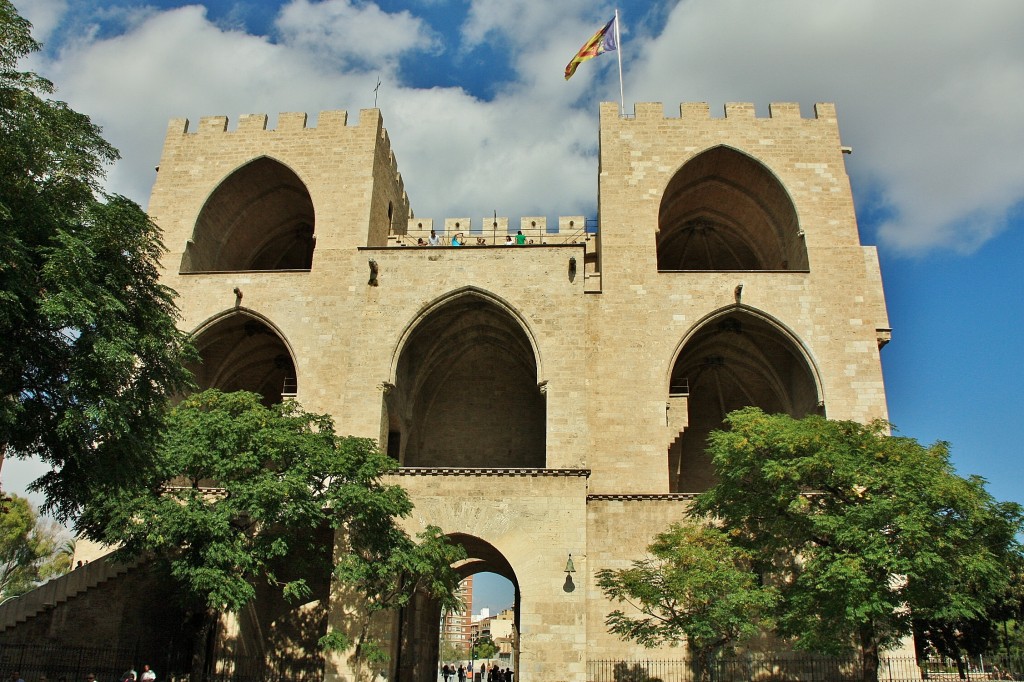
0, 552, 141, 631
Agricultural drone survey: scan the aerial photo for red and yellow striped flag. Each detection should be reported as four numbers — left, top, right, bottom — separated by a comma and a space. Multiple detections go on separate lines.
564, 17, 617, 80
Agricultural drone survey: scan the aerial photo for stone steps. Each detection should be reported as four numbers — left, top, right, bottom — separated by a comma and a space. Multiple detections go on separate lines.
0, 552, 141, 631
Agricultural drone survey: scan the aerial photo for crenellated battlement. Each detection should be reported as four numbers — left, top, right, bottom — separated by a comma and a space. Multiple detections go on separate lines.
162, 108, 397, 136
605, 101, 838, 123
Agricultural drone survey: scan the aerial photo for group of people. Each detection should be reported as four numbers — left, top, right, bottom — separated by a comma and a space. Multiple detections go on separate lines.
415, 230, 530, 247
6, 666, 154, 682
440, 663, 513, 682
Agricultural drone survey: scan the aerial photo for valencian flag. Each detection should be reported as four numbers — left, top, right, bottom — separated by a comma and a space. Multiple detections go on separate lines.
564, 17, 618, 80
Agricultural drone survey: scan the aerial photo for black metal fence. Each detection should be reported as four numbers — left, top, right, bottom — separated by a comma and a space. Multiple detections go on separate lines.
6, 646, 1023, 682
0, 642, 324, 682
587, 656, 1024, 682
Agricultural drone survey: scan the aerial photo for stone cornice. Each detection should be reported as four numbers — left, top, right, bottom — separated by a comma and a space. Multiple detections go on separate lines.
586, 493, 698, 501
394, 467, 590, 477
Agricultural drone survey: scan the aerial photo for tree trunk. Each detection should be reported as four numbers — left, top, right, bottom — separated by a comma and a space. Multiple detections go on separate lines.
189, 607, 218, 682
859, 624, 881, 682
953, 655, 967, 680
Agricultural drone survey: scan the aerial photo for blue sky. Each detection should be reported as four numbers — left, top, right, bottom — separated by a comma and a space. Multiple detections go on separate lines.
7, 0, 1024, 613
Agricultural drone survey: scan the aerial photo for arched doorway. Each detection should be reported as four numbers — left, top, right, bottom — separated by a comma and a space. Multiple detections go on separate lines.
386, 292, 545, 468
396, 535, 520, 682
667, 310, 821, 492
656, 146, 807, 271
180, 157, 315, 273
188, 311, 297, 405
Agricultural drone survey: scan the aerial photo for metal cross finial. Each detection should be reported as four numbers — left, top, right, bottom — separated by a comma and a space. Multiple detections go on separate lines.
373, 76, 382, 107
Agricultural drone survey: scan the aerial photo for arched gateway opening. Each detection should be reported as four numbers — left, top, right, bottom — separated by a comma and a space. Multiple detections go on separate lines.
386, 292, 546, 468
395, 535, 520, 682
668, 310, 821, 492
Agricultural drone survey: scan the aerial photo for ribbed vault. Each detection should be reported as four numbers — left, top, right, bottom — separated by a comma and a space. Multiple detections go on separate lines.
388, 295, 545, 468
181, 157, 315, 272
188, 313, 296, 406
668, 312, 820, 492
657, 147, 807, 271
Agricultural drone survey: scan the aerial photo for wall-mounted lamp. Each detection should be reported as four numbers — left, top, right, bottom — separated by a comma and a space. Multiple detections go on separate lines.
734, 283, 743, 304
368, 259, 379, 287
563, 553, 576, 593
568, 256, 577, 281
233, 287, 243, 305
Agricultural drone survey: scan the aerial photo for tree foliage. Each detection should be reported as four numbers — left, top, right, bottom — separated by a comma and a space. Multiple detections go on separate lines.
913, 546, 1024, 674
0, 494, 72, 597
471, 635, 498, 660
692, 407, 1024, 682
0, 0, 193, 520
81, 389, 464, 674
596, 521, 777, 680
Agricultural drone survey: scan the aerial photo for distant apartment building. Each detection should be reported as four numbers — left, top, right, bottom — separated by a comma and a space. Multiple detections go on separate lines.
441, 576, 475, 657
471, 607, 516, 664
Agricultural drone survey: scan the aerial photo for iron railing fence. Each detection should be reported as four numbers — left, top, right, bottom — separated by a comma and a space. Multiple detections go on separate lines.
0, 642, 140, 682
0, 642, 324, 682
6, 646, 1024, 682
588, 656, 1024, 682
919, 655, 1024, 681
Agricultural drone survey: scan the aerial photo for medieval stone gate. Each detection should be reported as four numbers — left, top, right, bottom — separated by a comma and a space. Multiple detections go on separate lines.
3, 101, 891, 682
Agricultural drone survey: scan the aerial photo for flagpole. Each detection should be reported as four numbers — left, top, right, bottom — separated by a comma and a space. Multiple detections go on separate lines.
615, 8, 624, 116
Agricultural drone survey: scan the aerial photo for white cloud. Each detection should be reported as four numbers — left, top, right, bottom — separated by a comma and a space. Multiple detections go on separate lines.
275, 0, 440, 69
16, 0, 67, 43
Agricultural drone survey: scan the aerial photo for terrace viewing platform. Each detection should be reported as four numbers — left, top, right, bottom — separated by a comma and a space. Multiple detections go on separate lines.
389, 215, 595, 247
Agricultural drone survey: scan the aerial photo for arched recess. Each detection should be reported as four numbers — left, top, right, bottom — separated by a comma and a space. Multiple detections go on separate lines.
394, 534, 520, 682
666, 308, 822, 493
188, 309, 298, 406
657, 146, 808, 271
181, 157, 316, 273
385, 290, 546, 468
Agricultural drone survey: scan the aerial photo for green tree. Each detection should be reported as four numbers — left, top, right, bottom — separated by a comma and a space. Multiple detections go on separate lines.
693, 407, 1024, 682
913, 551, 1024, 676
471, 635, 498, 660
1, 494, 72, 597
0, 0, 193, 519
596, 521, 778, 681
80, 389, 463, 679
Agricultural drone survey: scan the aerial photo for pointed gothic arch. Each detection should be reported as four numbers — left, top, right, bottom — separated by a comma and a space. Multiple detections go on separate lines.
657, 146, 807, 271
188, 309, 298, 405
666, 307, 822, 492
180, 156, 315, 273
385, 289, 546, 468
394, 534, 520, 682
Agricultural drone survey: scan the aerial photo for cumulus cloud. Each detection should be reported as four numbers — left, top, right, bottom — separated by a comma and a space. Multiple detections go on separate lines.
25, 0, 1024, 254
16, 0, 67, 43
275, 0, 440, 69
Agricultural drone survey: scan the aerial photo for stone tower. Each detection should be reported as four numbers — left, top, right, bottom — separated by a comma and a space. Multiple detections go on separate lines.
49, 100, 891, 681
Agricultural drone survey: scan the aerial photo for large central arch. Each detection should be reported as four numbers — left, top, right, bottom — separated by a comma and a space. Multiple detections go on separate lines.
386, 291, 546, 468
667, 308, 822, 492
